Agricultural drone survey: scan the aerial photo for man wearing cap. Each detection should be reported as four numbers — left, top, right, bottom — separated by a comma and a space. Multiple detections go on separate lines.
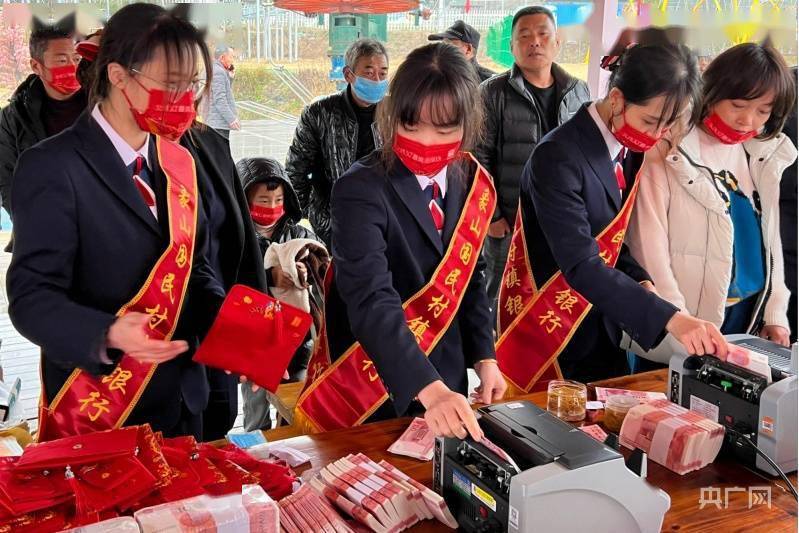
206, 44, 240, 139
428, 20, 495, 82
474, 6, 590, 317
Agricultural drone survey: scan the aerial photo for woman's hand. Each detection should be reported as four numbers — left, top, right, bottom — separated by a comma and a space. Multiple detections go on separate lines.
666, 311, 729, 359
418, 380, 483, 441
107, 313, 188, 364
470, 360, 507, 405
760, 325, 790, 347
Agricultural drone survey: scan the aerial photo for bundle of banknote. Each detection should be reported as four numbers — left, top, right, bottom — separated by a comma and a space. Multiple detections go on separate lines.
303, 453, 458, 532
619, 399, 725, 475
725, 345, 772, 382
134, 484, 279, 533
387, 418, 435, 461
278, 483, 356, 532
63, 517, 140, 533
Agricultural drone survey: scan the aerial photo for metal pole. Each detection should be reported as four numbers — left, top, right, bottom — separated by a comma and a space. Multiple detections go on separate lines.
247, 19, 251, 59
256, 1, 261, 61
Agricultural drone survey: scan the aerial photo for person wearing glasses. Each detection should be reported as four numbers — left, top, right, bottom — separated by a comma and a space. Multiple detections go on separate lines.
7, 4, 228, 441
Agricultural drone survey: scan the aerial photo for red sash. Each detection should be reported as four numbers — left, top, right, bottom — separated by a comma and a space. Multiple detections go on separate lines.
38, 137, 199, 441
496, 178, 641, 394
295, 154, 496, 433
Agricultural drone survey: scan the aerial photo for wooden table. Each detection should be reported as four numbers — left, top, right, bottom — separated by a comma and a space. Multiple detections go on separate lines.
260, 370, 797, 532
266, 382, 303, 426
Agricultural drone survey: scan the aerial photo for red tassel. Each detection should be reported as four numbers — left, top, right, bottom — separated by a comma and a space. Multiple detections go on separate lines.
274, 301, 284, 346
65, 465, 99, 525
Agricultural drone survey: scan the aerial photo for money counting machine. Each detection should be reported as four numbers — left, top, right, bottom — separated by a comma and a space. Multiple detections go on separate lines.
669, 334, 797, 476
433, 401, 670, 532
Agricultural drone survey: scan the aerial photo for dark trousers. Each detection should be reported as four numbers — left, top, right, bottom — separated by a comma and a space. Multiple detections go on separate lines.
483, 233, 511, 319
202, 368, 238, 441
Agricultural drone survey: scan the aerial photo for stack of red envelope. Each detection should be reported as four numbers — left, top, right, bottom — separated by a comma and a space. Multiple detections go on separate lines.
306, 453, 458, 532
0, 426, 170, 531
620, 399, 725, 475
0, 426, 297, 532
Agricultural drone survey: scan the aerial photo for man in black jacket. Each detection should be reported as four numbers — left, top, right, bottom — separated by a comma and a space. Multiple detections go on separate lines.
0, 15, 87, 236
286, 38, 389, 246
780, 67, 797, 341
475, 6, 590, 314
428, 20, 495, 82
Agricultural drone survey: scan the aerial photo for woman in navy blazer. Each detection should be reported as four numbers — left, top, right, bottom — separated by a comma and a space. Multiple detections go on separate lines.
518, 38, 729, 382
326, 43, 506, 441
7, 4, 225, 439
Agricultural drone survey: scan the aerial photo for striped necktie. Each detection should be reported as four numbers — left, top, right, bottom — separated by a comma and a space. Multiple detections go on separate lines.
614, 147, 627, 195
131, 155, 157, 219
424, 179, 445, 233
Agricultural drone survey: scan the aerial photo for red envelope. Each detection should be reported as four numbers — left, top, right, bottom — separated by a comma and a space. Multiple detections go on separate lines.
16, 427, 139, 470
194, 284, 313, 392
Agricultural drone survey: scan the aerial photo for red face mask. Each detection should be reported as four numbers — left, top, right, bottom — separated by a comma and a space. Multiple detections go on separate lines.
612, 110, 660, 153
393, 133, 461, 177
123, 79, 196, 141
251, 204, 284, 227
703, 113, 757, 145
45, 64, 81, 95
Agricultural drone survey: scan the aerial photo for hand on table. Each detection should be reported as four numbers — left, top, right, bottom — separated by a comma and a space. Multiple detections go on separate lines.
418, 380, 483, 441
666, 311, 729, 360
760, 325, 790, 347
107, 313, 188, 364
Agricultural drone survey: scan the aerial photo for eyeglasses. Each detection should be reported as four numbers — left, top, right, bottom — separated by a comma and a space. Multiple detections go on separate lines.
129, 68, 206, 100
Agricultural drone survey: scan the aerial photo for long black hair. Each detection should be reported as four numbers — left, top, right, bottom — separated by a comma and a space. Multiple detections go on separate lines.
606, 31, 702, 127
91, 3, 211, 104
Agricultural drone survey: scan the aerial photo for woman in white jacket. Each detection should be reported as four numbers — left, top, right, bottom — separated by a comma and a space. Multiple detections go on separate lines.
628, 43, 797, 360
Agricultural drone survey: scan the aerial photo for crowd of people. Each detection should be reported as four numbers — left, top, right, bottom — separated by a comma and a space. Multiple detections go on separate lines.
0, 3, 795, 443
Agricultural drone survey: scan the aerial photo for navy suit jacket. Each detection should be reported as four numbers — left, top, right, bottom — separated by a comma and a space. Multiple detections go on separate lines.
519, 105, 677, 366
327, 153, 495, 418
7, 111, 225, 433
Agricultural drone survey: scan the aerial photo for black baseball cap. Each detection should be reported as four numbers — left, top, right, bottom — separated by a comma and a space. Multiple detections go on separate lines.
428, 20, 480, 50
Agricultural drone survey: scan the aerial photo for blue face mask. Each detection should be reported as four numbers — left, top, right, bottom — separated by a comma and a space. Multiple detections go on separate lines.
351, 75, 388, 104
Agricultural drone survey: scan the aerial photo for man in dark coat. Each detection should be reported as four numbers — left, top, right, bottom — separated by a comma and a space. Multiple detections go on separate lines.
779, 67, 797, 341
285, 39, 389, 246
475, 6, 590, 316
0, 14, 87, 251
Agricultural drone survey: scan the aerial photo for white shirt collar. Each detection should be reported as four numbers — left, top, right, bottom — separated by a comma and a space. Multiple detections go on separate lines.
91, 104, 150, 169
588, 101, 624, 161
415, 165, 448, 198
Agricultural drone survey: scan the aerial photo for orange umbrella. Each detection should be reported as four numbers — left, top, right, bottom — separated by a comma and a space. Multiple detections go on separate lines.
274, 0, 418, 14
